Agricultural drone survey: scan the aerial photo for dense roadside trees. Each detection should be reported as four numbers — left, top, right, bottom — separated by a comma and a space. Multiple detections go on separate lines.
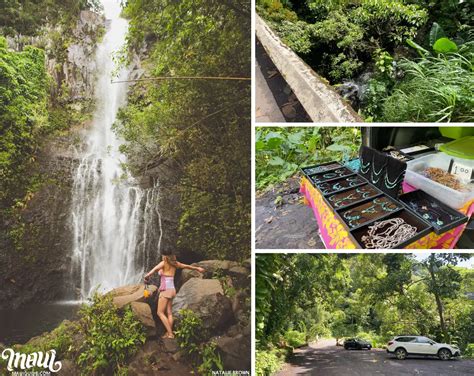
116, 0, 251, 260
257, 0, 473, 122
256, 253, 474, 375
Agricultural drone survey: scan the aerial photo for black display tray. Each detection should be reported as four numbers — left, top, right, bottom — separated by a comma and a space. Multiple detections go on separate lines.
399, 190, 468, 235
316, 175, 367, 196
301, 160, 436, 248
326, 183, 384, 211
301, 161, 342, 177
350, 209, 433, 249
308, 167, 354, 185
337, 195, 404, 231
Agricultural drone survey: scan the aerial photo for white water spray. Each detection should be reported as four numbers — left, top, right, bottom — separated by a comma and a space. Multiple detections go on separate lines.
71, 1, 161, 299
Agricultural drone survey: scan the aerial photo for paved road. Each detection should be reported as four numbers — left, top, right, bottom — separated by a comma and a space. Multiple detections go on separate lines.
276, 338, 474, 376
255, 54, 285, 123
255, 40, 310, 123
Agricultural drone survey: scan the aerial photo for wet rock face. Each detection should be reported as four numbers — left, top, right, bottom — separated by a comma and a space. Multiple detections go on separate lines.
51, 10, 104, 102
0, 140, 80, 309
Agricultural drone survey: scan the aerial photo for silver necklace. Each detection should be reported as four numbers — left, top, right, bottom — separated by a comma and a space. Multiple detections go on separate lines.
361, 218, 417, 249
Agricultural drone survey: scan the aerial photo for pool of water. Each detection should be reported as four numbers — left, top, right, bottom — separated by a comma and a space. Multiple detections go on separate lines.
0, 301, 82, 345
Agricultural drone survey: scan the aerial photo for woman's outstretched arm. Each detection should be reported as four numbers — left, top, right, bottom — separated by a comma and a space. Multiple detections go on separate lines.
176, 262, 205, 273
144, 261, 164, 279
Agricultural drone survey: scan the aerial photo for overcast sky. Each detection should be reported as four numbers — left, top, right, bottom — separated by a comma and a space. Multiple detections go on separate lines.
414, 253, 473, 268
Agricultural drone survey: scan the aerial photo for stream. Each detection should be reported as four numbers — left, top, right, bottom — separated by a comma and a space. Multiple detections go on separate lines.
0, 302, 81, 345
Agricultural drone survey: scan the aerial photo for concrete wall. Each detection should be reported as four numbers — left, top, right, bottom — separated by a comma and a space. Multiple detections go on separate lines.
256, 15, 363, 123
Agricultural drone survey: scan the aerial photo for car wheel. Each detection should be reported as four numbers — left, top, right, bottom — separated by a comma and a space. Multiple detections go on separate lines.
395, 348, 407, 360
438, 349, 452, 361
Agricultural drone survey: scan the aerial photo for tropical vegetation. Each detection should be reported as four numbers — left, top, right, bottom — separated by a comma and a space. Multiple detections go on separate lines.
257, 0, 474, 122
256, 127, 361, 190
116, 0, 251, 260
256, 253, 474, 375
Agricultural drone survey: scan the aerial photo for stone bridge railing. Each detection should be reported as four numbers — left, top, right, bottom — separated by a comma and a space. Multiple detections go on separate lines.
256, 15, 363, 123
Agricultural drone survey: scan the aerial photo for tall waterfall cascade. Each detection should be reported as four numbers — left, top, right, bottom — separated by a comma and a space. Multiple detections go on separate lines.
71, 0, 162, 299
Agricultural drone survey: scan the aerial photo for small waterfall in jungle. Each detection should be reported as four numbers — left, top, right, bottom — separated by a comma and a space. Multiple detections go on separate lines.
70, 0, 162, 299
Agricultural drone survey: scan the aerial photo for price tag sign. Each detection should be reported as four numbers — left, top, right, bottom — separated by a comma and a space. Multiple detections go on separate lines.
449, 159, 473, 182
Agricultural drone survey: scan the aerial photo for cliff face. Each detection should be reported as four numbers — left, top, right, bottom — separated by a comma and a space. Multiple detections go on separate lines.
0, 138, 80, 308
0, 11, 104, 309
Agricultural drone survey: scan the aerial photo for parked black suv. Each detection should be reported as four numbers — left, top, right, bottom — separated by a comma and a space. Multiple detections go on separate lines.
344, 338, 372, 350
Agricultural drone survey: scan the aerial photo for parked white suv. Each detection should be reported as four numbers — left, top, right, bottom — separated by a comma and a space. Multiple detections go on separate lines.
387, 336, 460, 360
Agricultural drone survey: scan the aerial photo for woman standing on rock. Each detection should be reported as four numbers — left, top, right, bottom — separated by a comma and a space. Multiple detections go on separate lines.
144, 254, 205, 339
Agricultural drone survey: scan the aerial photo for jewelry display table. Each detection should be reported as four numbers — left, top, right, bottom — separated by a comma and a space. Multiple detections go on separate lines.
300, 176, 474, 249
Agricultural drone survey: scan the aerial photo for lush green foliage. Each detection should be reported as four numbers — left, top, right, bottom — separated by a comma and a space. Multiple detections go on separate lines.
257, 0, 473, 122
0, 1, 101, 247
175, 309, 204, 356
284, 330, 306, 348
0, 294, 147, 373
255, 347, 286, 376
256, 253, 474, 366
0, 37, 48, 209
259, 0, 427, 81
77, 293, 146, 375
380, 48, 474, 122
255, 127, 361, 190
0, 0, 101, 36
117, 0, 250, 261
175, 309, 224, 373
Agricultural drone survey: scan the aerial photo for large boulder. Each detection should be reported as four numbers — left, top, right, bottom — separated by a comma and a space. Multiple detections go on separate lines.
172, 278, 234, 336
131, 302, 156, 338
110, 284, 157, 309
228, 266, 249, 288
127, 340, 192, 375
215, 333, 251, 372
181, 260, 240, 284
180, 260, 249, 287
58, 359, 80, 375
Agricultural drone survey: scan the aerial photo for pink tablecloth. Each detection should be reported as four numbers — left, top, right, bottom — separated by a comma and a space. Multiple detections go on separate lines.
301, 177, 473, 249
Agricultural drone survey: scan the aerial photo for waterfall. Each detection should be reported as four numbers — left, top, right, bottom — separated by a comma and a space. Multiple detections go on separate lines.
70, 0, 161, 299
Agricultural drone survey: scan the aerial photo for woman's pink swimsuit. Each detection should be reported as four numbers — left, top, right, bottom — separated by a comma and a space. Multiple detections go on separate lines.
159, 270, 176, 299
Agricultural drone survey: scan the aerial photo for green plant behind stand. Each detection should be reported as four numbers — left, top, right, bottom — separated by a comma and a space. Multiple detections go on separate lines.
255, 127, 361, 190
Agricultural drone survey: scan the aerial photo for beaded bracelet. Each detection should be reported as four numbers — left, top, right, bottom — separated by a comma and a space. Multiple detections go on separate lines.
405, 199, 457, 227
343, 197, 400, 228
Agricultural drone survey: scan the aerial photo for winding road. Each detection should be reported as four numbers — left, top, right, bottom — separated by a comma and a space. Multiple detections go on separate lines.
276, 338, 474, 375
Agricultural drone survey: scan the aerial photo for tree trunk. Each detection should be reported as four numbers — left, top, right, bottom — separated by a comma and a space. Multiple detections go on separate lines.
428, 261, 448, 341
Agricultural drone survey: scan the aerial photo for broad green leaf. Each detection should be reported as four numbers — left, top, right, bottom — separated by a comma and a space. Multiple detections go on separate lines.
265, 137, 284, 150
406, 39, 430, 57
429, 22, 446, 47
255, 140, 265, 150
433, 37, 458, 54
327, 143, 351, 153
268, 156, 285, 166
265, 131, 284, 141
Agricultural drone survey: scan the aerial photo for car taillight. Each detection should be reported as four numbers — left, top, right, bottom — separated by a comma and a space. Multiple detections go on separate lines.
388, 341, 394, 346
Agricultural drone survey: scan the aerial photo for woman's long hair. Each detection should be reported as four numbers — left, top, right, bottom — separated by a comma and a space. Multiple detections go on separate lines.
163, 254, 178, 268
